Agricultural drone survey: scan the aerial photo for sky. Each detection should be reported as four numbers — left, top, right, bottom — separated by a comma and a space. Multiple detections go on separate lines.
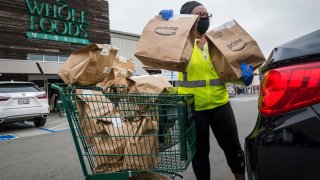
108, 0, 320, 58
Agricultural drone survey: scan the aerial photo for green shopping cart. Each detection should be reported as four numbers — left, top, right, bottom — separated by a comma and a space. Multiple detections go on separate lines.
51, 83, 196, 180
56, 98, 65, 117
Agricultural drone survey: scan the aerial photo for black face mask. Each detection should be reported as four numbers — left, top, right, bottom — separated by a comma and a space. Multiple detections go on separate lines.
197, 18, 210, 34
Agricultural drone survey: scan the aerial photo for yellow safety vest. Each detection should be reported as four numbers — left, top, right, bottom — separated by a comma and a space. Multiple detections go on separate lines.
178, 42, 229, 111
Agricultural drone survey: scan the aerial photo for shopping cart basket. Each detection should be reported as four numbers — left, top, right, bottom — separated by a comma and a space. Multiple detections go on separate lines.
51, 83, 196, 180
57, 98, 65, 117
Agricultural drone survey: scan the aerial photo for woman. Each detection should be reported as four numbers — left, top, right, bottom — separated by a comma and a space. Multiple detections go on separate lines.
160, 1, 253, 179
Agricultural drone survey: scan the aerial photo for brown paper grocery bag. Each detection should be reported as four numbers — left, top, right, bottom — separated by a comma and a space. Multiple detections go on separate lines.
75, 98, 104, 145
75, 89, 114, 145
58, 44, 118, 86
115, 56, 135, 78
92, 131, 125, 173
127, 75, 172, 94
123, 135, 160, 170
206, 20, 266, 83
92, 112, 131, 173
115, 96, 159, 122
123, 116, 160, 170
135, 15, 198, 72
76, 89, 114, 118
98, 56, 135, 90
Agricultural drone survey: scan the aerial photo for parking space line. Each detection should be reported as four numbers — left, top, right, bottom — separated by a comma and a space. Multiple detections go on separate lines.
38, 127, 70, 133
50, 122, 68, 130
51, 129, 69, 133
46, 120, 65, 126
0, 134, 19, 141
37, 127, 56, 133
16, 122, 69, 133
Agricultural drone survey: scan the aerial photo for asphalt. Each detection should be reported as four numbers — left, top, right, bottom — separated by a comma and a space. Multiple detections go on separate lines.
0, 95, 259, 180
0, 131, 83, 180
0, 113, 69, 139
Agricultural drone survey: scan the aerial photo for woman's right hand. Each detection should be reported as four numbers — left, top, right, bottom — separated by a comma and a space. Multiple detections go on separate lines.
159, 9, 173, 20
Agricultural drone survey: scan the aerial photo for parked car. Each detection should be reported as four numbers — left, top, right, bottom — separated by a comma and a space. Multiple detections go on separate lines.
227, 86, 236, 97
245, 29, 320, 180
0, 81, 49, 127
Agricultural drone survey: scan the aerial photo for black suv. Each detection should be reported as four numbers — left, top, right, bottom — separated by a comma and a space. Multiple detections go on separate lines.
245, 29, 320, 180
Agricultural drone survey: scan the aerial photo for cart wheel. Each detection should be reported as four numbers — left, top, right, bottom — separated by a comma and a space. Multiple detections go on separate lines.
127, 173, 171, 180
34, 118, 46, 127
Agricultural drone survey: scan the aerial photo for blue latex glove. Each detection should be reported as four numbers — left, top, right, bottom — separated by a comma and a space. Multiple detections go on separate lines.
159, 9, 173, 20
241, 63, 254, 86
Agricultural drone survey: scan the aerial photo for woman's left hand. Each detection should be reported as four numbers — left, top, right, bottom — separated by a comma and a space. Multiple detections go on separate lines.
241, 63, 254, 86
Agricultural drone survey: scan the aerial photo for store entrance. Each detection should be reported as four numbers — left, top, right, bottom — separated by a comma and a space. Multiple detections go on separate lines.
28, 75, 63, 112
47, 79, 64, 113
47, 79, 63, 98
0, 74, 28, 81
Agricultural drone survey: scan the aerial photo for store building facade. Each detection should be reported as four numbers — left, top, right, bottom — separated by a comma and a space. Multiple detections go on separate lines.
0, 0, 110, 91
110, 30, 148, 75
0, 0, 260, 98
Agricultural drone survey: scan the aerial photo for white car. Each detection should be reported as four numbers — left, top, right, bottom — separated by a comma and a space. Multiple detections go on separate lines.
0, 81, 49, 127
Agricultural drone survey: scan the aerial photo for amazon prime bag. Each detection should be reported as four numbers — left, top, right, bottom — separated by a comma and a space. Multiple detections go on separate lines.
206, 20, 265, 83
135, 15, 198, 72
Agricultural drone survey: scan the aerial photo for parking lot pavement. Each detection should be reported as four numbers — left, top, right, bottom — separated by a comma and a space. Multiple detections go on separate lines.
0, 113, 69, 141
230, 94, 259, 103
0, 94, 258, 142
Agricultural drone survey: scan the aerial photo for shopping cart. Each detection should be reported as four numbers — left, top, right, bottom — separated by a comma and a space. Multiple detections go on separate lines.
56, 98, 65, 117
51, 83, 196, 180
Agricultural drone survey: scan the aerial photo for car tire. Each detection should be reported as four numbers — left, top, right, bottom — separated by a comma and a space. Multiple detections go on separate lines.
34, 118, 46, 127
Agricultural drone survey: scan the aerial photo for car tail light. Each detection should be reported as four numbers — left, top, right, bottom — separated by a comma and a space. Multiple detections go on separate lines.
36, 94, 47, 99
0, 96, 10, 101
259, 61, 320, 117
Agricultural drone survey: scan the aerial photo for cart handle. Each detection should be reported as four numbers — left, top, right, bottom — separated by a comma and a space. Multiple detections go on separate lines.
51, 83, 65, 92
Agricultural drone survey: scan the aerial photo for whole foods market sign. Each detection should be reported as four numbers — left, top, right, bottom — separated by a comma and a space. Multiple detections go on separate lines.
25, 0, 90, 45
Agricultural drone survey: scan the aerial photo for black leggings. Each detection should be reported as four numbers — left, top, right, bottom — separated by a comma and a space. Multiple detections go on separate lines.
192, 102, 245, 180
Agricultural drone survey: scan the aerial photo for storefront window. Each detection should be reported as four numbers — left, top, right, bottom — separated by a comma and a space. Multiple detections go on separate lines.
44, 55, 58, 62
27, 54, 43, 61
59, 56, 68, 63
28, 54, 68, 62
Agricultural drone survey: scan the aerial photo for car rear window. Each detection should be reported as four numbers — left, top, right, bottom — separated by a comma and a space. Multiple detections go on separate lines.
0, 84, 41, 93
